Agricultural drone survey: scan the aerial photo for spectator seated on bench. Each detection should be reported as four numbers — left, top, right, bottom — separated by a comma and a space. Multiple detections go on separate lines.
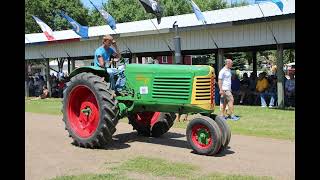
239, 73, 250, 105
248, 72, 258, 105
285, 72, 295, 107
231, 74, 241, 104
265, 75, 277, 108
256, 72, 269, 107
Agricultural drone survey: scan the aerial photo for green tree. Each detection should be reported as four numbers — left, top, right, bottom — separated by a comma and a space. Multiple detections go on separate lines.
89, 0, 228, 25
25, 0, 89, 34
225, 52, 246, 70
283, 49, 295, 64
103, 0, 152, 24
156, 0, 228, 17
194, 0, 228, 11
229, 0, 249, 7
191, 55, 209, 65
257, 50, 276, 69
160, 0, 190, 16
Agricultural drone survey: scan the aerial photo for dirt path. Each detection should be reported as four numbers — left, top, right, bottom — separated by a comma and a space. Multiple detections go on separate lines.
25, 112, 294, 180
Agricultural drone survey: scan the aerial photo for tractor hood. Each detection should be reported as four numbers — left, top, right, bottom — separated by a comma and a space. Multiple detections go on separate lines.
125, 64, 212, 77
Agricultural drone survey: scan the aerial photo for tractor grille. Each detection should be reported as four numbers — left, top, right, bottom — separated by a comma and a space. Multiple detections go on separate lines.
152, 77, 191, 100
195, 77, 212, 101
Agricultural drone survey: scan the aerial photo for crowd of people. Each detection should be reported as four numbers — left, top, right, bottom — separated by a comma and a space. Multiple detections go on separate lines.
27, 72, 69, 99
221, 71, 295, 108
26, 68, 295, 109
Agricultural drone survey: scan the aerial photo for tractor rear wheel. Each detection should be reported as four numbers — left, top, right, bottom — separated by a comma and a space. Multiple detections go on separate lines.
128, 112, 176, 137
62, 72, 119, 148
128, 112, 154, 136
151, 113, 176, 137
186, 116, 222, 155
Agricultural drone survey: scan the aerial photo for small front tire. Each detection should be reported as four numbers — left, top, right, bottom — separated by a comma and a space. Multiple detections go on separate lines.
186, 116, 222, 155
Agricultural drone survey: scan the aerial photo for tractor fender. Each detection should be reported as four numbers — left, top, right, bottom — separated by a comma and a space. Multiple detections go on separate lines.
69, 66, 109, 80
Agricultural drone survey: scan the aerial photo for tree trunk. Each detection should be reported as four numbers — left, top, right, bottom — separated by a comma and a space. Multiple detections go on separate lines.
276, 44, 285, 109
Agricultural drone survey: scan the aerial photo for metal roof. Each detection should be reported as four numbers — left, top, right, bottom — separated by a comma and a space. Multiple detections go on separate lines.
25, 0, 295, 44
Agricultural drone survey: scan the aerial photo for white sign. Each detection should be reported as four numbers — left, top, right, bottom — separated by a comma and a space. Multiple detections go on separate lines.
140, 86, 148, 94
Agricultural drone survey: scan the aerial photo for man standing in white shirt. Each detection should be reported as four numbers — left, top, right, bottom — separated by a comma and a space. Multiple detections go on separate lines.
218, 59, 240, 121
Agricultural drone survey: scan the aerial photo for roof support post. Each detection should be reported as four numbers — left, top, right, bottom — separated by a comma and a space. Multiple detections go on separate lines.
132, 54, 137, 64
71, 59, 75, 71
214, 52, 218, 81
217, 49, 224, 72
25, 60, 29, 97
276, 44, 285, 109
138, 56, 142, 64
68, 58, 71, 75
46, 58, 52, 97
253, 51, 257, 77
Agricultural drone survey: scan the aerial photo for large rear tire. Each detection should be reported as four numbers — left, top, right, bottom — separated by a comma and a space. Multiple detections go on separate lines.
186, 116, 222, 155
62, 72, 119, 148
128, 112, 176, 137
128, 112, 153, 136
151, 113, 176, 137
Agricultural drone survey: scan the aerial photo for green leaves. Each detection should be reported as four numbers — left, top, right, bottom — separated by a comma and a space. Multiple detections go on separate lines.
25, 0, 90, 33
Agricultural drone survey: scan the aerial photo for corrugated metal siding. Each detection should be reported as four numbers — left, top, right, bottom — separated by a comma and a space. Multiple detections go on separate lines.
291, 20, 295, 42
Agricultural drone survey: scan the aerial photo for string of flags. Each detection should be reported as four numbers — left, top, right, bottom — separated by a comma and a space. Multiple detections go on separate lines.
30, 0, 284, 41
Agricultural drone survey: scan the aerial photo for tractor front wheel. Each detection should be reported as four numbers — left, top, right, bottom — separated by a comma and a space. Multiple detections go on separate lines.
210, 115, 231, 153
186, 116, 222, 155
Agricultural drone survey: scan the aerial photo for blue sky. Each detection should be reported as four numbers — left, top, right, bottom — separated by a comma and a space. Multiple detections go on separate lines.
81, 0, 255, 9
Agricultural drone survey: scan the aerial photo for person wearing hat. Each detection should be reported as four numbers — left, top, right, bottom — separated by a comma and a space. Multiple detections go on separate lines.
93, 35, 121, 90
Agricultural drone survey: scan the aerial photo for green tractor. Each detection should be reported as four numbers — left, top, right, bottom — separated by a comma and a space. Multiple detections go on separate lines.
62, 64, 231, 155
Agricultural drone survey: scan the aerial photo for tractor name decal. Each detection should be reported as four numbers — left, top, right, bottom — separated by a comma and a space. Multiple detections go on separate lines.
135, 75, 150, 84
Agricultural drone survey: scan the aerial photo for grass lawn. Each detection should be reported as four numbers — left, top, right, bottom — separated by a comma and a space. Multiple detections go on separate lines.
25, 98, 62, 115
25, 98, 294, 140
113, 156, 198, 178
51, 156, 272, 180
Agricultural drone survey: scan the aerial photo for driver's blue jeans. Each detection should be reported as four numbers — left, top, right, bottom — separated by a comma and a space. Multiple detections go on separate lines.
106, 68, 117, 90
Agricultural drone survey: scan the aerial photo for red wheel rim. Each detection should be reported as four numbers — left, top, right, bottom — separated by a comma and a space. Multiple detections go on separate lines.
134, 112, 161, 127
191, 124, 212, 149
67, 85, 99, 138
